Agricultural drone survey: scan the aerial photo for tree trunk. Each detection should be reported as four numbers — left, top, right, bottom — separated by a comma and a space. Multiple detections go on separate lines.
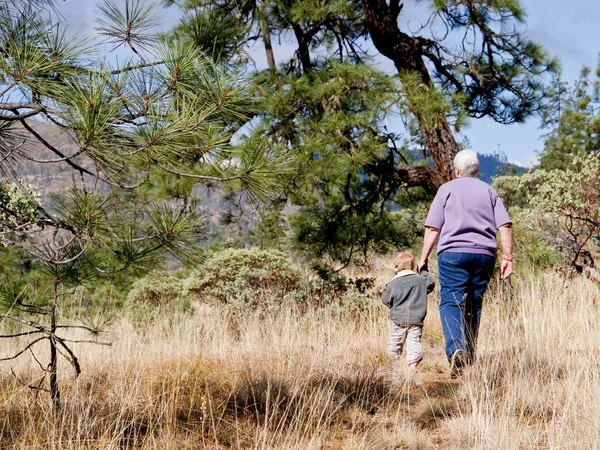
292, 24, 312, 73
361, 0, 459, 182
50, 281, 60, 410
259, 0, 276, 71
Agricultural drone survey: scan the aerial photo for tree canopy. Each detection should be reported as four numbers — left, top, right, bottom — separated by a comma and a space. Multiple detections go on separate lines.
163, 0, 553, 266
538, 66, 600, 171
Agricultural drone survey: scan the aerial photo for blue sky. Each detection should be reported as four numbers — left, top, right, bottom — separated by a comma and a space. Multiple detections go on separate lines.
54, 0, 600, 167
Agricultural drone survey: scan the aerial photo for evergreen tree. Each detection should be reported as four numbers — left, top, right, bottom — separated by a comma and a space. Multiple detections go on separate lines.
538, 67, 600, 170
0, 0, 281, 407
164, 0, 552, 265
168, 0, 554, 181
361, 0, 555, 181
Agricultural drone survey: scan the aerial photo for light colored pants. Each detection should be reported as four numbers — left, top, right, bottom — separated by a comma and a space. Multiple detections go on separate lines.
386, 323, 423, 364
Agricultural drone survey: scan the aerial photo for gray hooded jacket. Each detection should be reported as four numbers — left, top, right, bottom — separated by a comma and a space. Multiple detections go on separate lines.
381, 270, 435, 326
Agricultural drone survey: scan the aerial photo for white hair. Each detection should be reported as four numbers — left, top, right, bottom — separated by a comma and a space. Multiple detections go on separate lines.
453, 149, 479, 176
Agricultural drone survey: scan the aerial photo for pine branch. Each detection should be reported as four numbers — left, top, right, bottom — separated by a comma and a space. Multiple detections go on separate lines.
19, 119, 95, 177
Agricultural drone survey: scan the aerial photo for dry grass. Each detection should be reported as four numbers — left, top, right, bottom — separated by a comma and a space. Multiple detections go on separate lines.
1, 268, 600, 449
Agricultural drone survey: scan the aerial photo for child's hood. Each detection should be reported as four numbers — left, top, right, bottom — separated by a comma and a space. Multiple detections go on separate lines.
391, 269, 417, 281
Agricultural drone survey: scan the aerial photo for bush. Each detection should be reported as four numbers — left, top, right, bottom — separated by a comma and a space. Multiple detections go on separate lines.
127, 272, 186, 305
183, 248, 379, 316
184, 248, 300, 310
509, 208, 562, 270
127, 272, 192, 325
522, 154, 600, 268
492, 175, 528, 209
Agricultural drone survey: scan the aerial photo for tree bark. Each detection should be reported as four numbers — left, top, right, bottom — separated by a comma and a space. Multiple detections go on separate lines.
50, 281, 60, 410
368, 161, 437, 190
292, 24, 312, 73
361, 0, 459, 183
259, 0, 276, 71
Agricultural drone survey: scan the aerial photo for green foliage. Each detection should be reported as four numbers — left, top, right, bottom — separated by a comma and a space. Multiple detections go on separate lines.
399, 70, 468, 137
182, 247, 381, 317
47, 188, 208, 272
127, 271, 186, 305
424, 0, 556, 124
538, 67, 600, 170
523, 153, 600, 267
0, 0, 286, 406
0, 181, 39, 230
508, 207, 562, 270
247, 62, 428, 264
164, 0, 554, 267
126, 271, 192, 325
492, 175, 528, 209
290, 201, 419, 268
97, 0, 160, 53
0, 276, 42, 314
184, 248, 300, 308
246, 201, 288, 250
166, 6, 250, 64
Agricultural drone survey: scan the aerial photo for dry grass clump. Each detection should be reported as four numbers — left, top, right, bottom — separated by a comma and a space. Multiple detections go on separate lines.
0, 304, 441, 449
2, 267, 600, 448
455, 272, 600, 449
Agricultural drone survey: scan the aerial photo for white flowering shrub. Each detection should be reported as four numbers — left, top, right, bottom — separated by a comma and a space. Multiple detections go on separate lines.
0, 182, 40, 231
522, 153, 600, 267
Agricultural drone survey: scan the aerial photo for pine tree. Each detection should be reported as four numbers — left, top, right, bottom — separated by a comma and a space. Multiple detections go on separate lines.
361, 0, 555, 181
538, 67, 600, 170
0, 0, 282, 407
165, 0, 553, 265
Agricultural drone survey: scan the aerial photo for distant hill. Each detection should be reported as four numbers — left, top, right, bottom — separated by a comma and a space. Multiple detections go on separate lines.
13, 120, 83, 199
477, 153, 527, 182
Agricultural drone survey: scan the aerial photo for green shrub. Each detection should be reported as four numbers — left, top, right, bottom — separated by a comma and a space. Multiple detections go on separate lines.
127, 272, 192, 325
127, 272, 186, 305
522, 154, 600, 268
183, 248, 379, 316
509, 207, 562, 270
184, 248, 300, 310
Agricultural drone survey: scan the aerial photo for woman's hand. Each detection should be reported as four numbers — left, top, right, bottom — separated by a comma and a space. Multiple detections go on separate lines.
498, 224, 513, 279
500, 258, 513, 279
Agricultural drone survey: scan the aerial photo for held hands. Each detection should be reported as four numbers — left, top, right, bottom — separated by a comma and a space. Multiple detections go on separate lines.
500, 257, 513, 279
417, 259, 428, 274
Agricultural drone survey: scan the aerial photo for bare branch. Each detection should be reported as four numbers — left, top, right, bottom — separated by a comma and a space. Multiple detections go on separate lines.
56, 324, 105, 333
0, 330, 45, 338
29, 348, 48, 373
152, 159, 255, 182
11, 369, 50, 393
107, 61, 163, 75
0, 313, 50, 332
0, 138, 26, 164
0, 110, 42, 121
59, 338, 112, 346
0, 337, 47, 362
53, 337, 81, 377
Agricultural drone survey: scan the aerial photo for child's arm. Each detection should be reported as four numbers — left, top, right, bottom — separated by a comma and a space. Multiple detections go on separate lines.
381, 283, 394, 308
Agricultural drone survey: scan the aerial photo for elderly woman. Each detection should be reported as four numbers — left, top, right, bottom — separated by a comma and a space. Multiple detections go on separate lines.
417, 150, 512, 378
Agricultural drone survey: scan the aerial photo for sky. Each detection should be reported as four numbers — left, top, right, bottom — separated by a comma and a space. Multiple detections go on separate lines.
51, 0, 600, 168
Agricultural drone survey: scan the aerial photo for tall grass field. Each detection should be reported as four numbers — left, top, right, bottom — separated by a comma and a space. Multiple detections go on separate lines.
1, 263, 599, 449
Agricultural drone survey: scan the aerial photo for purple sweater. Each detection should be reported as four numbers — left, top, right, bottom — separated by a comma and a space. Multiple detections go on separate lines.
425, 177, 511, 257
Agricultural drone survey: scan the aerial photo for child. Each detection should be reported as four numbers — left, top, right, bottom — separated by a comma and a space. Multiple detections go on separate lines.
382, 251, 435, 375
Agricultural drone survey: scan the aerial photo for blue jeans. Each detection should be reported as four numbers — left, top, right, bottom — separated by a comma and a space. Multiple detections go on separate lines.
438, 252, 496, 361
